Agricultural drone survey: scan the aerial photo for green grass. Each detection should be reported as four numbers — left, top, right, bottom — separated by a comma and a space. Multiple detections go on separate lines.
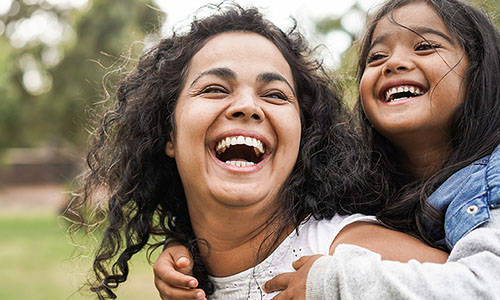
0, 213, 160, 300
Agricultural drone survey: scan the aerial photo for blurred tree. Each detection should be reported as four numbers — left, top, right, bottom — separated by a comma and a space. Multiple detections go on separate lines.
0, 0, 162, 151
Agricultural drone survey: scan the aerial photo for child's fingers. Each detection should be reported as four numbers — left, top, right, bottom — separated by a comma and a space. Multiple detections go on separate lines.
292, 254, 323, 270
154, 251, 196, 289
263, 272, 292, 293
175, 256, 194, 275
291, 256, 309, 270
168, 244, 194, 275
156, 279, 206, 300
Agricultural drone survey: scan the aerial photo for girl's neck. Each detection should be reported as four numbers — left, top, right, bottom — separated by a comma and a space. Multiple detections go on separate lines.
188, 200, 290, 277
397, 138, 452, 178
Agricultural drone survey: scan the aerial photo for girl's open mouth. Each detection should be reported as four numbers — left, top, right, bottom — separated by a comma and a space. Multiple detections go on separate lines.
381, 85, 427, 102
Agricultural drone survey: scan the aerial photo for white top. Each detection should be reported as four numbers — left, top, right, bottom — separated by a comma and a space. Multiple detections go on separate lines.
209, 213, 377, 300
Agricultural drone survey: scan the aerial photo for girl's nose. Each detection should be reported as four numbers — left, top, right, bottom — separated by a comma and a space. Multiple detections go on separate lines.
383, 49, 415, 75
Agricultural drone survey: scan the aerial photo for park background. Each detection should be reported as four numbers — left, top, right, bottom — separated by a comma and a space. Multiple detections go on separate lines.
0, 0, 498, 299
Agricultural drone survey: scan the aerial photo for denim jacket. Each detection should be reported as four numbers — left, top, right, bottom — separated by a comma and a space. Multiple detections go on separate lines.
428, 144, 500, 249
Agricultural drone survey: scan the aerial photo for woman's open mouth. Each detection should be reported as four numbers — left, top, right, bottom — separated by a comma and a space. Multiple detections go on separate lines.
214, 136, 266, 167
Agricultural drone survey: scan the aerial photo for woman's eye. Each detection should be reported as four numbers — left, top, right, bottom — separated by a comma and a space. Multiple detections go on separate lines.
415, 42, 441, 51
366, 52, 386, 64
199, 85, 228, 94
263, 91, 288, 101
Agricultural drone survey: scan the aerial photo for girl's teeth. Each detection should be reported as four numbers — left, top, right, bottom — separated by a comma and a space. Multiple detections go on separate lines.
384, 85, 425, 102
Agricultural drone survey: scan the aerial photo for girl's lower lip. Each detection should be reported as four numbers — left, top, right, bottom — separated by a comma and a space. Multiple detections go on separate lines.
382, 95, 423, 105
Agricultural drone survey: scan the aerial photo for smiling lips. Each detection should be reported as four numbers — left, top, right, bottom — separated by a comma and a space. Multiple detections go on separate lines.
382, 85, 426, 102
215, 136, 266, 167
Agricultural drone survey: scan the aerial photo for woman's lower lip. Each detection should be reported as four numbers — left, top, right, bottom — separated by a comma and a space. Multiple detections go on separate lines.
210, 151, 267, 173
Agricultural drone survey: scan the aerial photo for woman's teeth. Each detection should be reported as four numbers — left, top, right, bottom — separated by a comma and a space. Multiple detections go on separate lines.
225, 160, 255, 167
216, 136, 265, 156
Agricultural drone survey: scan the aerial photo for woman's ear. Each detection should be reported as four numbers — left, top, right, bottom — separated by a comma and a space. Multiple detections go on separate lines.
165, 133, 175, 158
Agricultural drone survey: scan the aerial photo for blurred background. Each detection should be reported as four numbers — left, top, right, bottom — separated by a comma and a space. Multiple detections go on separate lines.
0, 0, 498, 299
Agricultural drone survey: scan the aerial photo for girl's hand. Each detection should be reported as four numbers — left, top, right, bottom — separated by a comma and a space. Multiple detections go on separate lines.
153, 242, 206, 300
263, 254, 324, 300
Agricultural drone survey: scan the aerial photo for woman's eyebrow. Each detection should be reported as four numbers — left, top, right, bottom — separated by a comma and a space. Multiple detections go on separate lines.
257, 72, 296, 96
190, 67, 236, 87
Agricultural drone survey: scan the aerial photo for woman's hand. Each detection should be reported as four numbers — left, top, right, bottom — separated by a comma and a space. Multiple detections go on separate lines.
153, 242, 206, 300
263, 254, 324, 300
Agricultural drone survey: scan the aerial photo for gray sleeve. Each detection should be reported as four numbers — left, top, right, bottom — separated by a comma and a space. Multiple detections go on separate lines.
306, 209, 500, 300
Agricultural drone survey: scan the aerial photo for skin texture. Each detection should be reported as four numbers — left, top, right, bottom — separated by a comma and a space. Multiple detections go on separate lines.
360, 2, 468, 177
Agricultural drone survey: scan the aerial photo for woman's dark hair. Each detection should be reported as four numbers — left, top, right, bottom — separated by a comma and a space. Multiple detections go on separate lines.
355, 0, 500, 243
70, 3, 383, 299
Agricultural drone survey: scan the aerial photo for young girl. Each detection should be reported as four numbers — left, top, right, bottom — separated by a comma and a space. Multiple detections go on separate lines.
264, 0, 500, 298
154, 0, 500, 299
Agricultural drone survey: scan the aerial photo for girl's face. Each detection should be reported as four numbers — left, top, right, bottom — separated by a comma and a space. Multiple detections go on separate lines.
360, 2, 468, 148
166, 32, 301, 211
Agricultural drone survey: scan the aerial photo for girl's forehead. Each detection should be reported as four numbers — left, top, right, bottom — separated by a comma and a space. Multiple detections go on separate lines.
372, 2, 450, 39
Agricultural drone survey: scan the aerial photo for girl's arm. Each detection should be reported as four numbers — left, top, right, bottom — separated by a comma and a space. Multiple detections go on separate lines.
306, 209, 500, 300
153, 243, 205, 300
328, 221, 448, 263
264, 221, 449, 299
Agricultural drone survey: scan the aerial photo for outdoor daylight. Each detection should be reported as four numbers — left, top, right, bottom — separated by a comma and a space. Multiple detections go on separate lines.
1, 0, 499, 299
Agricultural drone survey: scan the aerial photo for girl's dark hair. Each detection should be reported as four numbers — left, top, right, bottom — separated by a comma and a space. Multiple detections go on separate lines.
355, 0, 500, 243
71, 3, 383, 299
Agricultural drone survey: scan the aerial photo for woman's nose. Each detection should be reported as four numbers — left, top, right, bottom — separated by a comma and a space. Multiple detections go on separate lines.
225, 92, 264, 121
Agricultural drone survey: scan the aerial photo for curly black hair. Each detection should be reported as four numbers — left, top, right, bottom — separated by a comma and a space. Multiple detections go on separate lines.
355, 0, 500, 244
71, 3, 385, 298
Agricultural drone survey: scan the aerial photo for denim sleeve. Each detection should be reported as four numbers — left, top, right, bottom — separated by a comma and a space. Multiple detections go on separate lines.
306, 209, 500, 300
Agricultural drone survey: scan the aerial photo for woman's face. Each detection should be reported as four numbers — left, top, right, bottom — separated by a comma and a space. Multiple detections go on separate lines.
360, 2, 468, 148
166, 32, 301, 211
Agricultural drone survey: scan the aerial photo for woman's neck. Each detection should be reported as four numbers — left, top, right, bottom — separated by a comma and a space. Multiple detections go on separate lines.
187, 200, 290, 277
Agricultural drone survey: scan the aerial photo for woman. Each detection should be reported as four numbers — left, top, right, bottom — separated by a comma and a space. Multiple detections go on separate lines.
71, 4, 446, 299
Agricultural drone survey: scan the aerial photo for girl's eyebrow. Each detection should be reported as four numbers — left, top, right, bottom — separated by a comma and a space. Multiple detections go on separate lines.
369, 25, 456, 51
413, 26, 456, 45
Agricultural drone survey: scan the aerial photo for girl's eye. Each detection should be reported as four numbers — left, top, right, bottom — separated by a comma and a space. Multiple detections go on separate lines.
415, 41, 441, 51
199, 85, 228, 95
263, 91, 288, 101
366, 52, 387, 64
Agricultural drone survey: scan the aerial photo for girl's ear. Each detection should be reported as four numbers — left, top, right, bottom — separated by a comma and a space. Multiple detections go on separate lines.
165, 133, 175, 158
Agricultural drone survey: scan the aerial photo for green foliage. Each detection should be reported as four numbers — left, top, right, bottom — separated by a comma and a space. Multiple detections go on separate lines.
0, 0, 163, 151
